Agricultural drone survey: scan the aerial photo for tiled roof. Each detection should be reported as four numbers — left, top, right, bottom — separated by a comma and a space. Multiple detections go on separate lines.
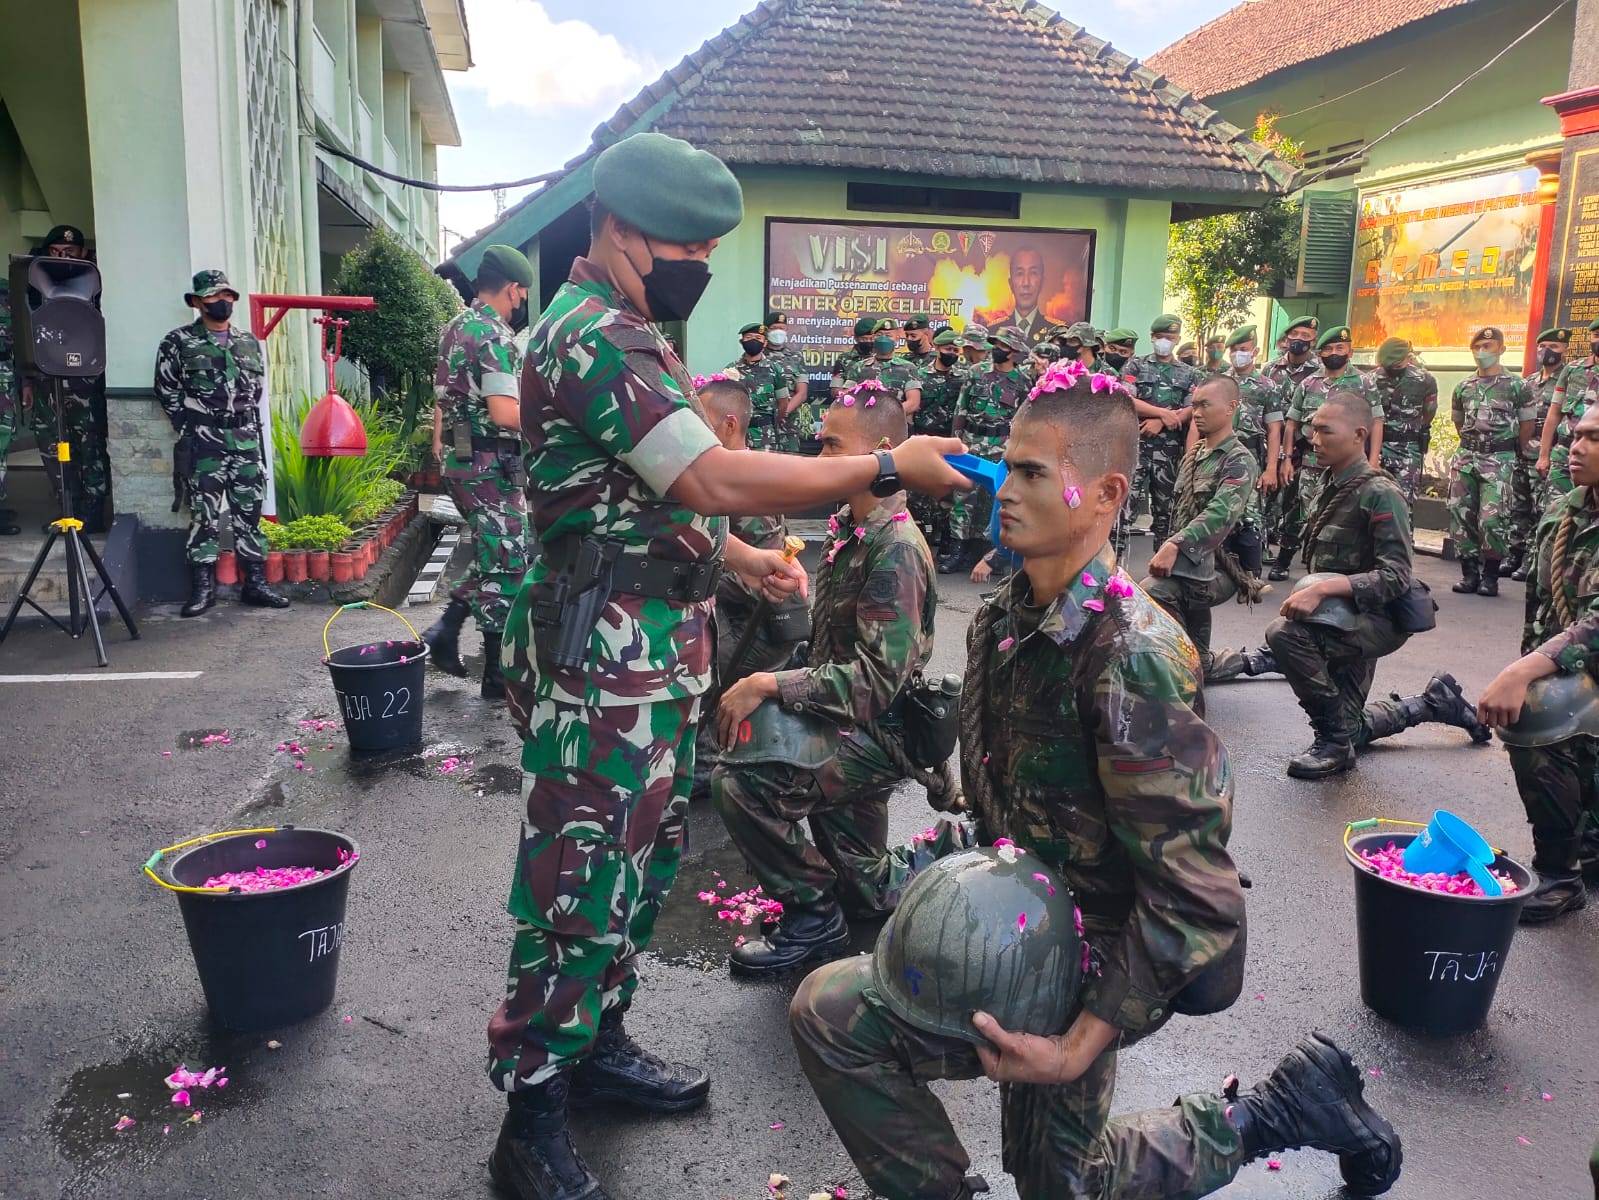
1146, 0, 1473, 99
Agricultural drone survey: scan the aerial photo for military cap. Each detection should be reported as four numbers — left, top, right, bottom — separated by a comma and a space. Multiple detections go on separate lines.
903, 314, 932, 331
1150, 313, 1182, 334
1376, 337, 1411, 368
990, 326, 1030, 354
1176, 341, 1197, 357
1225, 325, 1257, 348
738, 321, 766, 337
1283, 314, 1319, 333
853, 316, 882, 338
764, 310, 786, 326
1470, 326, 1505, 346
478, 244, 534, 288
960, 324, 990, 349
1102, 327, 1138, 346
1070, 322, 1103, 346
1316, 325, 1352, 350
591, 132, 743, 243
1589, 318, 1599, 333
932, 327, 961, 346
1036, 326, 1068, 347
185, 269, 239, 301
1536, 327, 1572, 343
43, 224, 86, 248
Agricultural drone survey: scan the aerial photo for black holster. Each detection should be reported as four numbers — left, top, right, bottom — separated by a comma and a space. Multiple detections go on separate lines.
529, 539, 622, 671
171, 429, 196, 512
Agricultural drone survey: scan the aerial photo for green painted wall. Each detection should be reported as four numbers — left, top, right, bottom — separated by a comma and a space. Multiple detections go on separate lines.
682, 166, 1170, 377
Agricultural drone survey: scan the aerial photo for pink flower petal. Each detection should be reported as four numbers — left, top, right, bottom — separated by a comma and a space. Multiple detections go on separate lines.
114, 1115, 136, 1131
1063, 485, 1083, 509
1541, 1092, 1553, 1101
1368, 1068, 1382, 1078
255, 839, 268, 849
171, 1089, 191, 1107
993, 837, 1014, 847
854, 526, 866, 539
997, 636, 1015, 651
1080, 571, 1098, 587
1016, 912, 1027, 931
1082, 598, 1105, 612
1516, 1135, 1532, 1146
769, 1121, 785, 1130
342, 1015, 353, 1024
1265, 1159, 1282, 1171
892, 511, 909, 522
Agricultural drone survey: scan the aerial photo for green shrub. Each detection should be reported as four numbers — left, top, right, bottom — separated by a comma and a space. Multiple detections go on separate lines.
346, 477, 407, 526
262, 520, 294, 551
273, 391, 409, 522
275, 514, 353, 551
331, 228, 459, 411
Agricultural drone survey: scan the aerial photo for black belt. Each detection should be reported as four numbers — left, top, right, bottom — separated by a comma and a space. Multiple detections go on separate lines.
470, 434, 522, 454
543, 539, 722, 603
1385, 430, 1428, 447
208, 412, 259, 431
1459, 433, 1518, 453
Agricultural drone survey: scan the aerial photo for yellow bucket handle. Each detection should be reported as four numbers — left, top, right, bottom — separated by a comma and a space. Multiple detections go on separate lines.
143, 826, 283, 894
322, 600, 421, 660
1343, 817, 1504, 859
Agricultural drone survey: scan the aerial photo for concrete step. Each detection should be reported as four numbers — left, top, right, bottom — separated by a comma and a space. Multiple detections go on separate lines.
0, 527, 115, 611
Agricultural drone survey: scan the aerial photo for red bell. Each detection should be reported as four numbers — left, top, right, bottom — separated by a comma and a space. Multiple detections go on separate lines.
300, 391, 367, 457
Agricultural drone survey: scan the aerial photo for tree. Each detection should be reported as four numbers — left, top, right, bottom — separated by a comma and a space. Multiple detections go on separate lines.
1166, 113, 1306, 347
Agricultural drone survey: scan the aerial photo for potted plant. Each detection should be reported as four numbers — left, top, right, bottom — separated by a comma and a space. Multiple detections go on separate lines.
215, 550, 239, 587
276, 514, 353, 587
262, 519, 292, 584
330, 551, 355, 583
283, 549, 309, 582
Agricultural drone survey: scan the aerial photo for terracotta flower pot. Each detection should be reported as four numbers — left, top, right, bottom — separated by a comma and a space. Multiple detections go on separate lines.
330, 551, 355, 584
283, 550, 308, 583
215, 550, 239, 586
264, 551, 286, 585
352, 551, 370, 581
307, 550, 331, 582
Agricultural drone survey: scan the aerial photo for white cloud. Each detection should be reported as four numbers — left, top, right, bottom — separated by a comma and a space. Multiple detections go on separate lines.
450, 0, 656, 113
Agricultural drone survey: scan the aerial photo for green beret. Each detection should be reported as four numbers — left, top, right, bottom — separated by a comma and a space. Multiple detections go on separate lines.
479, 244, 534, 287
1376, 337, 1411, 367
853, 316, 881, 338
738, 322, 765, 337
991, 326, 1030, 354
1317, 326, 1352, 350
1150, 313, 1182, 334
764, 310, 786, 326
1284, 314, 1319, 333
1225, 325, 1257, 348
933, 327, 960, 346
1176, 341, 1196, 356
1471, 326, 1505, 346
1536, 327, 1572, 344
1589, 318, 1599, 333
903, 314, 931, 331
591, 132, 743, 243
1103, 327, 1138, 346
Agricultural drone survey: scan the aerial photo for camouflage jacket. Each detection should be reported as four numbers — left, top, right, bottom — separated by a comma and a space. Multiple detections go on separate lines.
1260, 352, 1320, 393
716, 513, 802, 682
1524, 368, 1560, 428
1303, 459, 1415, 613
725, 353, 793, 437
964, 546, 1243, 1036
153, 319, 265, 426
1127, 356, 1202, 413
912, 360, 965, 436
1370, 364, 1438, 445
1552, 359, 1599, 457
836, 355, 923, 406
829, 347, 872, 389
1287, 366, 1379, 469
1451, 372, 1533, 453
768, 343, 809, 385
505, 256, 726, 707
1523, 485, 1599, 667
955, 365, 1031, 456
775, 492, 934, 728
1227, 369, 1285, 455
902, 347, 936, 375
435, 300, 520, 440
1167, 434, 1259, 581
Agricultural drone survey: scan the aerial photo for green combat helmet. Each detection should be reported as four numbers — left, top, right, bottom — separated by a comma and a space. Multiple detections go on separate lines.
871, 847, 1082, 1045
1497, 672, 1599, 747
1289, 573, 1360, 631
719, 699, 838, 769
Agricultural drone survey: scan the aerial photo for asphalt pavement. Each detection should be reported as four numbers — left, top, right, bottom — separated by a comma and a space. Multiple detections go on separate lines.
1, 541, 1595, 1200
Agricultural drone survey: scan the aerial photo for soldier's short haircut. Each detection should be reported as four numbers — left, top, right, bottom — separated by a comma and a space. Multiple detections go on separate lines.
1194, 374, 1241, 405
1014, 381, 1138, 482
1322, 389, 1372, 427
698, 377, 751, 435
474, 263, 510, 294
830, 393, 908, 448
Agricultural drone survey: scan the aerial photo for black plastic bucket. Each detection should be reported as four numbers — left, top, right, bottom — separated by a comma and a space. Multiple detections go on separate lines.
159, 828, 359, 1031
1345, 829, 1531, 1035
321, 603, 427, 752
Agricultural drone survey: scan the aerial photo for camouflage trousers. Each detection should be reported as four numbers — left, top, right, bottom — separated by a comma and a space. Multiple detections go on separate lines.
1264, 615, 1410, 745
33, 384, 110, 508
1545, 447, 1575, 506
1279, 465, 1330, 555
184, 425, 267, 564
1509, 453, 1538, 558
1379, 442, 1426, 517
790, 956, 1244, 1200
444, 448, 528, 635
748, 413, 781, 452
1507, 736, 1599, 875
949, 445, 1001, 546
908, 491, 961, 552
1447, 450, 1517, 562
487, 693, 698, 1091
1143, 575, 1218, 670
1136, 432, 1184, 544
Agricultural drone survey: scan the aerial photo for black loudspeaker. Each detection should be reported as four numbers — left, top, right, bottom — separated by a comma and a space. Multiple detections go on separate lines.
7, 254, 106, 378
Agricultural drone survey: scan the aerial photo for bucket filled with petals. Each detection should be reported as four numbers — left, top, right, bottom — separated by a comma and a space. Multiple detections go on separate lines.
145, 826, 359, 1031
1343, 817, 1530, 1035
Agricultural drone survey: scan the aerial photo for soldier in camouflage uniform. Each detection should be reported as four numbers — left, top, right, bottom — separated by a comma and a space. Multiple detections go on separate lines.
1265, 390, 1487, 779
1260, 315, 1321, 563
486, 132, 969, 1200
1447, 326, 1535, 598
1100, 328, 1142, 562
1511, 327, 1572, 580
1126, 314, 1201, 550
0, 280, 19, 535
832, 316, 888, 391
1478, 403, 1599, 924
958, 322, 990, 370
1272, 325, 1382, 580
946, 325, 1030, 574
1370, 336, 1437, 520
421, 245, 531, 699
763, 309, 813, 449
836, 324, 923, 411
909, 326, 966, 555
724, 321, 795, 451
1537, 319, 1599, 502
154, 270, 289, 618
791, 378, 1402, 1200
1221, 325, 1285, 575
901, 313, 936, 373
1142, 375, 1260, 673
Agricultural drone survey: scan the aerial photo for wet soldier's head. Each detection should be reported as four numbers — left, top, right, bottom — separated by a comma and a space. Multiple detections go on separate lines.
1308, 390, 1371, 472
1190, 374, 1240, 440
698, 376, 753, 451
1568, 404, 1599, 489
821, 387, 908, 458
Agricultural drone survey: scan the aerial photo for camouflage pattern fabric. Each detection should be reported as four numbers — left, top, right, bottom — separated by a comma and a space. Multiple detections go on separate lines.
1371, 364, 1438, 513
1507, 736, 1599, 876
723, 353, 793, 451
1448, 372, 1533, 562
1545, 359, 1597, 500
29, 376, 110, 509
154, 320, 269, 564
951, 365, 1030, 542
1228, 368, 1285, 542
1282, 365, 1379, 554
1259, 353, 1321, 545
0, 284, 15, 500
767, 344, 813, 452
909, 360, 966, 543
502, 257, 725, 719
1126, 356, 1201, 544
436, 300, 520, 438
836, 354, 922, 406
1512, 369, 1560, 553
487, 693, 698, 1091
712, 494, 934, 911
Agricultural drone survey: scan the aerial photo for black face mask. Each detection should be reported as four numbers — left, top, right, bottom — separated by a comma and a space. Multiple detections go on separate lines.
938, 350, 959, 366
202, 298, 234, 322
855, 341, 873, 356
1539, 348, 1564, 368
992, 349, 1010, 364
740, 339, 764, 357
510, 297, 530, 332
1589, 340, 1599, 358
1102, 351, 1128, 369
1286, 338, 1312, 356
638, 243, 711, 323
1321, 352, 1350, 371
1383, 364, 1405, 377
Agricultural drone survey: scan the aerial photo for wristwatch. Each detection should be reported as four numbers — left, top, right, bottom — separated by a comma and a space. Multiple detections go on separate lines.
870, 448, 901, 497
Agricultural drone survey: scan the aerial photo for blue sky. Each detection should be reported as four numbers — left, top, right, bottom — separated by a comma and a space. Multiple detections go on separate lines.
435, 0, 1236, 252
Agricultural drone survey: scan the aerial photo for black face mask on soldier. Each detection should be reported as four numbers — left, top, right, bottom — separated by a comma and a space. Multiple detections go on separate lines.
202, 298, 233, 322
1287, 338, 1312, 356
938, 350, 959, 366
1321, 352, 1350, 371
1590, 339, 1599, 358
1539, 347, 1564, 368
1102, 351, 1128, 369
740, 338, 764, 357
637, 238, 711, 322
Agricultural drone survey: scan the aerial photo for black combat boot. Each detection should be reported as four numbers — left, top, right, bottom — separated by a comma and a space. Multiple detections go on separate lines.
1511, 558, 1532, 583
1241, 646, 1278, 676
1452, 558, 1481, 594
1415, 673, 1491, 742
422, 597, 470, 676
1477, 559, 1500, 597
180, 563, 216, 618
490, 1073, 611, 1200
481, 631, 506, 701
728, 899, 849, 978
1267, 546, 1294, 582
239, 559, 290, 608
1228, 1032, 1402, 1195
1286, 709, 1356, 780
1519, 835, 1588, 925
569, 1007, 710, 1114
0, 508, 19, 536
1581, 824, 1599, 885
1499, 547, 1523, 578
937, 539, 973, 575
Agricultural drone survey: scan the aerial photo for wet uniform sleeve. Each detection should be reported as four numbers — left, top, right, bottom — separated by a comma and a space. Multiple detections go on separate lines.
1349, 483, 1414, 611
1171, 447, 1256, 556
154, 332, 185, 426
776, 539, 928, 726
1080, 650, 1243, 1036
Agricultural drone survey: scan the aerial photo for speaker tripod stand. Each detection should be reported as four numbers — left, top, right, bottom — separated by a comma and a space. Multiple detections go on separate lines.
0, 379, 138, 665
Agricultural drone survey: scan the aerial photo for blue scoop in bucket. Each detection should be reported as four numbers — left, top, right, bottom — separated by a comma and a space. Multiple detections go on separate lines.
1402, 810, 1502, 896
